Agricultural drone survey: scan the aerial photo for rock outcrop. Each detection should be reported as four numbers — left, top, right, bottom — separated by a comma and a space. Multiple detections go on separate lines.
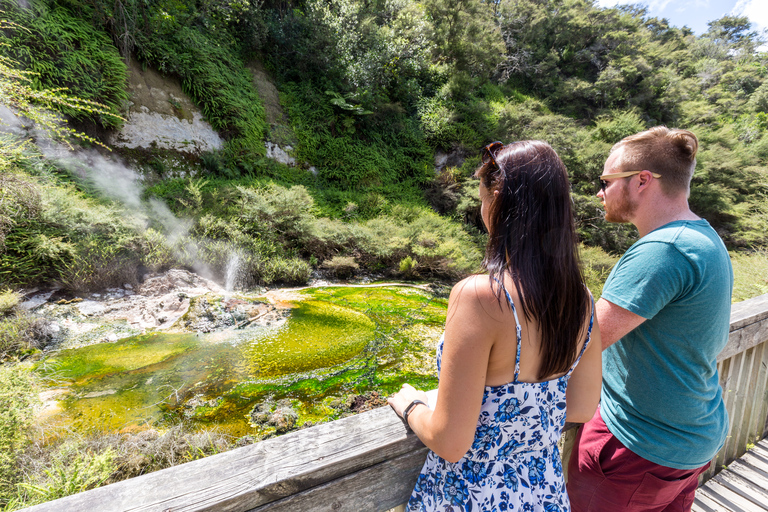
109, 60, 223, 154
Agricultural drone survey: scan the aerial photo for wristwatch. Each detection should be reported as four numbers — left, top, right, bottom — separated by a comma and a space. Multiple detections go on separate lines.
402, 399, 428, 428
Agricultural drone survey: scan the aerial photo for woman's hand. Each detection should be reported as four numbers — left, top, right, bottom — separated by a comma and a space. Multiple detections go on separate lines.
388, 383, 429, 420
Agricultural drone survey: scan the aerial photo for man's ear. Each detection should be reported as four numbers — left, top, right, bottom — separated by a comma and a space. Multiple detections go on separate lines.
636, 170, 654, 192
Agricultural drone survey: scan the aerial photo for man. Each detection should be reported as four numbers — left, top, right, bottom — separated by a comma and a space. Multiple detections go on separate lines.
567, 127, 733, 512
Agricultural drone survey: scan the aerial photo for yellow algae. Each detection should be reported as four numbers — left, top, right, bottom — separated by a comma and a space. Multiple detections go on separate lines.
246, 301, 375, 378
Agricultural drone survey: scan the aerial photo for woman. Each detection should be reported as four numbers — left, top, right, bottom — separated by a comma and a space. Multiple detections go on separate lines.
389, 140, 602, 512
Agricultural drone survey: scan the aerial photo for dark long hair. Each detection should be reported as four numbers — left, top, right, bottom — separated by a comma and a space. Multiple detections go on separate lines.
476, 140, 590, 379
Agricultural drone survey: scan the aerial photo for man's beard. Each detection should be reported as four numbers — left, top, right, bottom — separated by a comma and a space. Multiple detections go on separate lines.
603, 185, 637, 224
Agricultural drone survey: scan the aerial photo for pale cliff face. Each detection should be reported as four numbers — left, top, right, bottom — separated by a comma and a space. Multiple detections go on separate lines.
108, 60, 223, 154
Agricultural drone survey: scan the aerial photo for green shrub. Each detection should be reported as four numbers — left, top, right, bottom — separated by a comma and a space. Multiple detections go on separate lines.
303, 217, 358, 260
0, 172, 41, 253
58, 238, 142, 292
136, 24, 266, 159
0, 312, 33, 361
731, 249, 768, 302
578, 244, 620, 299
0, 292, 49, 361
236, 184, 315, 247
573, 194, 638, 254
593, 110, 647, 144
0, 365, 36, 503
0, 155, 153, 290
279, 82, 432, 189
400, 209, 483, 277
0, 290, 20, 317
262, 257, 311, 285
398, 255, 419, 277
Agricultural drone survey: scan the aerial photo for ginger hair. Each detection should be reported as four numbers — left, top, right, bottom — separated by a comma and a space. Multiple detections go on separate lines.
611, 126, 698, 196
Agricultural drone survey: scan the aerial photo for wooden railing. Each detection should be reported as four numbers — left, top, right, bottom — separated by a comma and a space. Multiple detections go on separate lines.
23, 293, 768, 512
706, 292, 768, 481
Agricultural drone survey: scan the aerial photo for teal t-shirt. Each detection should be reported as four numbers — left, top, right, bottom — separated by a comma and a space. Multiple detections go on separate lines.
600, 220, 734, 469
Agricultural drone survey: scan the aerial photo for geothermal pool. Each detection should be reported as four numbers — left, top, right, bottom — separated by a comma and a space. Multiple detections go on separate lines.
35, 285, 446, 439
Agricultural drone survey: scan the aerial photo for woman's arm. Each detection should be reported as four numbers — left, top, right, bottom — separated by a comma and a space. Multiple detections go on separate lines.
565, 310, 602, 424
388, 275, 499, 463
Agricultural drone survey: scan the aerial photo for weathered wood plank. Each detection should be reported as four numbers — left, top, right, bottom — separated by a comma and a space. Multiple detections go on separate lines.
22, 406, 423, 512
719, 294, 768, 362
246, 447, 427, 512
740, 453, 768, 476
727, 459, 768, 490
732, 346, 758, 462
744, 342, 768, 450
709, 356, 735, 480
693, 491, 729, 512
705, 357, 730, 482
721, 321, 768, 362
752, 441, 768, 465
713, 469, 768, 509
729, 294, 768, 331
698, 479, 768, 512
696, 486, 746, 512
723, 351, 746, 468
758, 345, 768, 440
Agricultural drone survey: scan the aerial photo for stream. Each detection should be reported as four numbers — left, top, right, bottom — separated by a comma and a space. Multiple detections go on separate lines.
24, 269, 447, 440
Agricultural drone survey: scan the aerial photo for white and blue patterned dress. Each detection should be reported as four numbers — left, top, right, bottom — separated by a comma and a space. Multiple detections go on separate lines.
407, 288, 594, 512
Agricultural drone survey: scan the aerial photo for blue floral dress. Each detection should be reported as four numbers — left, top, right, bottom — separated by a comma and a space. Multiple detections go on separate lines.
407, 288, 594, 512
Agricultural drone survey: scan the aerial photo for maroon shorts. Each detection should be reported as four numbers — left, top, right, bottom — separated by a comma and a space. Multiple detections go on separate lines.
566, 407, 710, 512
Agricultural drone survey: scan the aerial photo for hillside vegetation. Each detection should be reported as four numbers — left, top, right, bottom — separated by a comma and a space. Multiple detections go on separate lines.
2, 0, 767, 293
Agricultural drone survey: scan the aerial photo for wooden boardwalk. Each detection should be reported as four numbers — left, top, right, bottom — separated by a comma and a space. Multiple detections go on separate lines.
693, 438, 768, 512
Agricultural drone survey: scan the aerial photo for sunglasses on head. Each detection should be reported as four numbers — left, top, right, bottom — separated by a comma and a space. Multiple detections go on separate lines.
482, 141, 504, 169
482, 141, 524, 170
598, 170, 662, 192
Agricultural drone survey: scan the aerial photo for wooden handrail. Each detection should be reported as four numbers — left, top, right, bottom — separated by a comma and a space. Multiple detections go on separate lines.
22, 293, 768, 512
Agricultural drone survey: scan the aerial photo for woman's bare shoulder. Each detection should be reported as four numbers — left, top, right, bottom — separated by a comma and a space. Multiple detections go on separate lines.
448, 274, 508, 322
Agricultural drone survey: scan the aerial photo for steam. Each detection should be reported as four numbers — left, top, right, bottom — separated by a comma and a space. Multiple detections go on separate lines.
36, 139, 224, 283
224, 252, 243, 298
0, 105, 27, 136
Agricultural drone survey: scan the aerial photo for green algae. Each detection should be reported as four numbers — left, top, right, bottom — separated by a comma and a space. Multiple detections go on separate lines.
35, 285, 444, 439
245, 300, 375, 378
37, 333, 199, 383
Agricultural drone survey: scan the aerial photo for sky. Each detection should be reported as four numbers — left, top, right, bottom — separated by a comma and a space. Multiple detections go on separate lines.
595, 0, 768, 36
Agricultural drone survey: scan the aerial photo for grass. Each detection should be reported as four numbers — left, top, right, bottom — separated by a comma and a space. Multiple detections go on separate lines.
579, 245, 768, 305
730, 249, 768, 303
579, 243, 619, 301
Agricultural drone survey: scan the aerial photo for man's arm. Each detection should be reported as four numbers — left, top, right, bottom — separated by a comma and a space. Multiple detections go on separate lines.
596, 297, 646, 350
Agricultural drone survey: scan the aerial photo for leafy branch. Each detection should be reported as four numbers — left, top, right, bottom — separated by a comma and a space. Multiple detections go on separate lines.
0, 20, 124, 150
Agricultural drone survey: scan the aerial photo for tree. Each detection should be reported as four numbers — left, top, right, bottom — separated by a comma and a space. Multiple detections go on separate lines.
704, 15, 762, 57
424, 0, 504, 77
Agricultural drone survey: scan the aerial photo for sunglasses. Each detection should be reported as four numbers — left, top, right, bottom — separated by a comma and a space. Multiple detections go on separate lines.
598, 170, 662, 192
482, 141, 504, 169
